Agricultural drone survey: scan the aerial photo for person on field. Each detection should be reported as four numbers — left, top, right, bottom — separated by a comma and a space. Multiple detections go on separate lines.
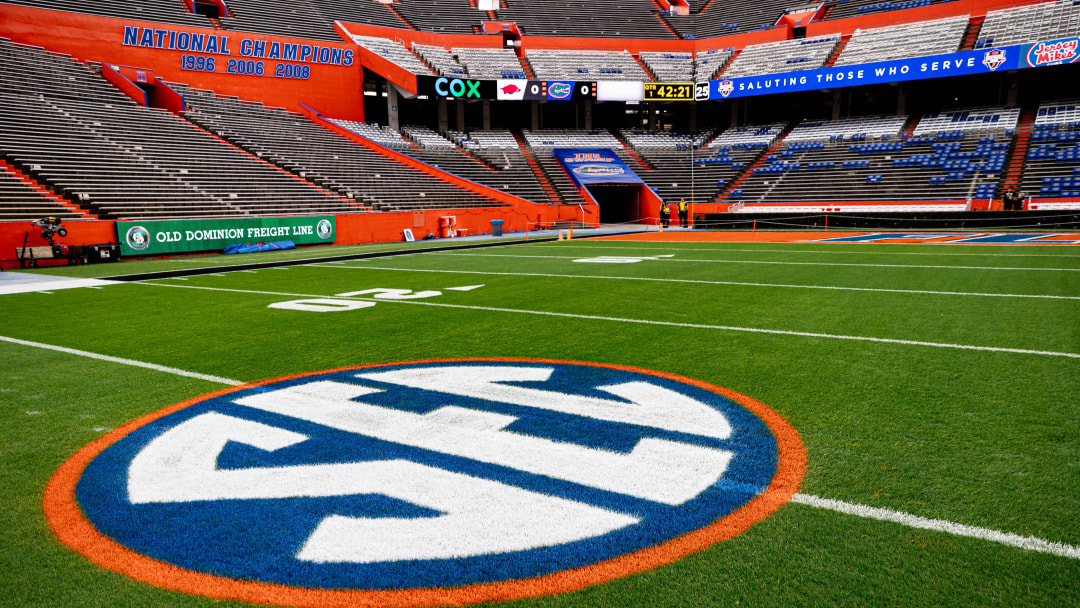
678, 198, 689, 227
1002, 186, 1021, 211
660, 201, 671, 228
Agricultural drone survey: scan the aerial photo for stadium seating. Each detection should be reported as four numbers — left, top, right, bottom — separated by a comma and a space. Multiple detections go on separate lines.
395, 128, 554, 204
834, 15, 969, 66
0, 39, 360, 219
730, 110, 1014, 205
495, 0, 675, 39
327, 120, 412, 150
666, 0, 793, 38
214, 0, 340, 41
451, 47, 527, 79
977, 0, 1080, 49
640, 52, 695, 82
721, 34, 841, 78
826, 0, 958, 22
0, 164, 83, 221
175, 84, 507, 212
525, 50, 651, 81
1023, 100, 1080, 202
350, 35, 434, 75
695, 48, 735, 81
393, 0, 482, 34
1, 0, 212, 29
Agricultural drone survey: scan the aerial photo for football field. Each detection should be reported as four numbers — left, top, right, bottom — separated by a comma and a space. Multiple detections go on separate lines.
1, 235, 1078, 607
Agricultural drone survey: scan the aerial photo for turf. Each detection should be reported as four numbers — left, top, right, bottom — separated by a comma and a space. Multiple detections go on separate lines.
1, 236, 1077, 607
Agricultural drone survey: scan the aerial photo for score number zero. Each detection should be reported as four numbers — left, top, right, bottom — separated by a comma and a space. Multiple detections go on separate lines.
180, 54, 311, 79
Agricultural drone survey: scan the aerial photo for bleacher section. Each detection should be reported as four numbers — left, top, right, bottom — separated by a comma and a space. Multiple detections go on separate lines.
327, 120, 411, 150
1024, 100, 1080, 206
0, 163, 82, 221
393, 0, 480, 34
695, 48, 735, 81
495, 0, 675, 39
621, 128, 768, 204
977, 0, 1080, 49
351, 36, 434, 75
0, 39, 359, 219
452, 47, 527, 79
215, 0, 340, 41
526, 50, 651, 81
826, 0, 959, 22
1, 0, 212, 29
729, 110, 1014, 207
835, 15, 969, 66
177, 84, 507, 212
721, 34, 841, 78
666, 0, 793, 38
640, 52, 695, 82
395, 128, 552, 204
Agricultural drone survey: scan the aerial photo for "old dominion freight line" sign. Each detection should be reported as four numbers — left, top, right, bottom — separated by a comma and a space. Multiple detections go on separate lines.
116, 216, 335, 256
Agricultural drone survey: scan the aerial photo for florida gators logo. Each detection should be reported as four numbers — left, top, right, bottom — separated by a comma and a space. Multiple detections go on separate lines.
547, 82, 573, 99
46, 359, 803, 606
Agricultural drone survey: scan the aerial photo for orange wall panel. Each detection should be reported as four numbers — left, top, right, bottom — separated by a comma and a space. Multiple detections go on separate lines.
0, 5, 365, 120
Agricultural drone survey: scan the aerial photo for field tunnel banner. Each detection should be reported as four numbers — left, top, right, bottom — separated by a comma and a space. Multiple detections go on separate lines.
116, 216, 336, 256
552, 148, 646, 190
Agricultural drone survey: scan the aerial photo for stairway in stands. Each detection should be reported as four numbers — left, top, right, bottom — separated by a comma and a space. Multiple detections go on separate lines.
899, 114, 921, 139
512, 133, 564, 205
959, 16, 985, 51
633, 55, 658, 82
0, 159, 91, 217
645, 0, 682, 40
518, 55, 536, 79
715, 122, 796, 202
824, 34, 851, 67
1001, 106, 1036, 195
382, 3, 417, 30
713, 50, 741, 78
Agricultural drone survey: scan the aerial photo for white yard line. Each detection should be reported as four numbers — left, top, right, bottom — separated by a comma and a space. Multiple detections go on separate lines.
311, 264, 1080, 300
2, 332, 1075, 560
790, 494, 1080, 559
0, 335, 244, 386
427, 252, 1080, 272
519, 243, 1080, 258
139, 282, 1080, 359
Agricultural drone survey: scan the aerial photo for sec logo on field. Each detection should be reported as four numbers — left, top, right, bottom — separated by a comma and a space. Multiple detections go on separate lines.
46, 359, 804, 607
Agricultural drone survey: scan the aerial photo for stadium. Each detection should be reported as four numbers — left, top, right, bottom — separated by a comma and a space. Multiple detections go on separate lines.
0, 0, 1078, 606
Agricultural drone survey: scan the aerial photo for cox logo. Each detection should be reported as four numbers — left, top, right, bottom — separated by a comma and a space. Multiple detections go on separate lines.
434, 77, 482, 98
46, 360, 803, 606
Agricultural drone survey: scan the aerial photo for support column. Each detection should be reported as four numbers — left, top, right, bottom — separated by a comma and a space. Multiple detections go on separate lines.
730, 100, 738, 127
386, 84, 400, 131
689, 101, 697, 132
438, 99, 449, 133
531, 101, 540, 131
482, 100, 491, 130
831, 89, 842, 121
896, 84, 907, 116
584, 100, 592, 130
455, 99, 466, 131
1006, 71, 1020, 107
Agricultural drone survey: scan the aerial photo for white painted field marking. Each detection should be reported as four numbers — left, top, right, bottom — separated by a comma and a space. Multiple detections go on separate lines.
446, 284, 484, 292
431, 252, 1080, 272
138, 283, 1080, 359
313, 264, 1080, 301
520, 243, 1080, 259
0, 335, 244, 386
1, 333, 1077, 559
790, 494, 1080, 559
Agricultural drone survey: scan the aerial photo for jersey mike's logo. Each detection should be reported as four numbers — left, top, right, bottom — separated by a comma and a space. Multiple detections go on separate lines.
46, 359, 803, 607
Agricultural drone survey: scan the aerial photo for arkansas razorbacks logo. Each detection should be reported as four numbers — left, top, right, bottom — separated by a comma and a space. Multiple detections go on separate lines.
46, 359, 803, 606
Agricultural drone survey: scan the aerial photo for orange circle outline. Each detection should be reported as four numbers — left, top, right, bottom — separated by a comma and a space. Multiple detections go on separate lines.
44, 358, 806, 608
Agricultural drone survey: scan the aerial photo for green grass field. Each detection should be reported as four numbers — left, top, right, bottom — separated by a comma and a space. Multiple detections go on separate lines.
2, 237, 1078, 607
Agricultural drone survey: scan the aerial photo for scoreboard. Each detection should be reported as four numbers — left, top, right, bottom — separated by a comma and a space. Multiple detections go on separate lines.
643, 82, 712, 102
